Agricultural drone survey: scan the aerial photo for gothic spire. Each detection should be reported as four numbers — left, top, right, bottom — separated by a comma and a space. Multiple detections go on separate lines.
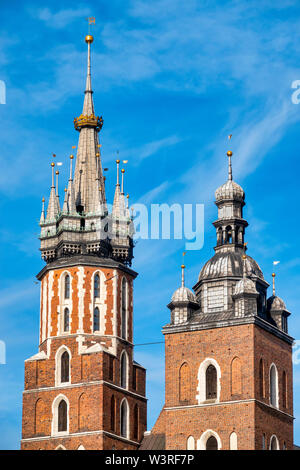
40, 197, 45, 224
46, 162, 59, 222
73, 35, 105, 215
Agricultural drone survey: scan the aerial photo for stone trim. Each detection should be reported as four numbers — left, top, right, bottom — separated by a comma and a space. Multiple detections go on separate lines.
22, 379, 147, 402
21, 429, 140, 446
164, 398, 294, 419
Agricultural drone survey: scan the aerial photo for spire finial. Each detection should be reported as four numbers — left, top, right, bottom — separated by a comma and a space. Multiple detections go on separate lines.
51, 162, 55, 188
181, 251, 187, 287
242, 243, 247, 277
272, 272, 276, 296
69, 155, 74, 181
116, 156, 120, 186
55, 170, 59, 197
227, 150, 233, 181
121, 168, 125, 194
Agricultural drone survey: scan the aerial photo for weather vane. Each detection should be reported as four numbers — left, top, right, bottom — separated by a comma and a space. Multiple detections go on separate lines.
87, 16, 96, 34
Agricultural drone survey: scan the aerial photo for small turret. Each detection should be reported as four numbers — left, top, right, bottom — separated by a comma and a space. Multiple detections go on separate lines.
267, 273, 290, 333
168, 262, 199, 325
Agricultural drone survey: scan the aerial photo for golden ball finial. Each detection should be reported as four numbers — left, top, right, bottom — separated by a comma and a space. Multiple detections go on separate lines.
272, 272, 276, 278
85, 35, 94, 44
116, 159, 120, 164
55, 170, 59, 175
126, 194, 129, 199
70, 154, 74, 159
227, 150, 233, 157
181, 264, 185, 269
64, 187, 67, 192
242, 254, 247, 260
51, 162, 55, 167
96, 152, 100, 157
121, 169, 125, 173
42, 197, 45, 202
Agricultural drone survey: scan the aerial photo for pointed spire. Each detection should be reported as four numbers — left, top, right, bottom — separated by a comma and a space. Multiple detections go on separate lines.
46, 162, 59, 221
181, 264, 185, 287
121, 168, 125, 194
55, 170, 61, 212
40, 197, 45, 224
227, 150, 233, 181
65, 155, 76, 213
62, 187, 68, 213
272, 272, 276, 296
82, 35, 94, 116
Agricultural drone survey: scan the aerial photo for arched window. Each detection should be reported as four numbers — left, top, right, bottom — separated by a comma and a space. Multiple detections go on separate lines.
187, 436, 195, 450
231, 357, 242, 396
111, 395, 116, 432
259, 358, 265, 398
61, 351, 70, 383
226, 225, 232, 244
133, 404, 139, 440
120, 352, 127, 389
63, 308, 70, 332
94, 274, 100, 298
282, 370, 287, 408
270, 435, 279, 450
229, 432, 238, 450
121, 278, 127, 339
64, 275, 70, 299
206, 435, 218, 450
93, 307, 100, 332
270, 364, 278, 407
120, 399, 129, 438
283, 441, 287, 450
206, 365, 217, 399
179, 362, 191, 402
262, 433, 266, 450
58, 400, 67, 432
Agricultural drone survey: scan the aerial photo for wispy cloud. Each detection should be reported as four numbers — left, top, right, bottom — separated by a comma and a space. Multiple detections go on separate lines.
35, 6, 91, 29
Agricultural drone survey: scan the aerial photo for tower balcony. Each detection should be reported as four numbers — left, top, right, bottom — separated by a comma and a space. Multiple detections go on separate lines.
73, 113, 103, 132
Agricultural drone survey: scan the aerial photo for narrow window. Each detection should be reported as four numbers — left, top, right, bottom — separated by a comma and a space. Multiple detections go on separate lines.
64, 275, 70, 299
262, 434, 266, 450
270, 364, 278, 407
109, 356, 114, 381
187, 436, 195, 450
120, 352, 127, 389
133, 404, 138, 440
93, 307, 100, 332
58, 400, 67, 432
94, 274, 100, 298
270, 435, 279, 450
63, 308, 70, 332
121, 278, 127, 339
282, 371, 287, 408
61, 351, 70, 383
120, 400, 128, 438
111, 395, 116, 432
229, 432, 238, 450
132, 366, 137, 391
259, 358, 264, 398
206, 364, 217, 399
206, 435, 218, 450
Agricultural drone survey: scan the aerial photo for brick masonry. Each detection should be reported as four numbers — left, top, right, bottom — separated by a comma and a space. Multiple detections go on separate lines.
21, 264, 147, 450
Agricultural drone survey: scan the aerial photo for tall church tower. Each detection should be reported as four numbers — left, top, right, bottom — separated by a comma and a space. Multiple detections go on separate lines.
143, 150, 293, 451
21, 34, 147, 450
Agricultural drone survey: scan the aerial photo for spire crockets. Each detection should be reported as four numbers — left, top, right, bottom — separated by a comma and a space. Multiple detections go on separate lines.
73, 34, 105, 215
46, 162, 59, 221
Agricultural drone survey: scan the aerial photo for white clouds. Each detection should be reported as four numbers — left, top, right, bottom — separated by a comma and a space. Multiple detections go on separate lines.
36, 6, 91, 29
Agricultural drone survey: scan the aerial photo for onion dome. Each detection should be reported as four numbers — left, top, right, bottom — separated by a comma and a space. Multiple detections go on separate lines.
234, 277, 258, 295
267, 295, 286, 311
172, 285, 196, 303
199, 251, 264, 282
215, 179, 244, 202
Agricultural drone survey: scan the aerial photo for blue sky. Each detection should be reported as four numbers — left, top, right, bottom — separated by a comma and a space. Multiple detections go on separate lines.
0, 0, 300, 449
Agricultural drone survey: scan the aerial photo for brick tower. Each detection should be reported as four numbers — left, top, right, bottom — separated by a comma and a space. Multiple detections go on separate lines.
21, 34, 147, 450
142, 149, 293, 451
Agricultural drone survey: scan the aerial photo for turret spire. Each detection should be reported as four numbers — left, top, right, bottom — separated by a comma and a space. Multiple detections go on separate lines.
40, 197, 45, 224
227, 150, 233, 181
272, 272, 276, 296
46, 162, 59, 221
181, 264, 185, 287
